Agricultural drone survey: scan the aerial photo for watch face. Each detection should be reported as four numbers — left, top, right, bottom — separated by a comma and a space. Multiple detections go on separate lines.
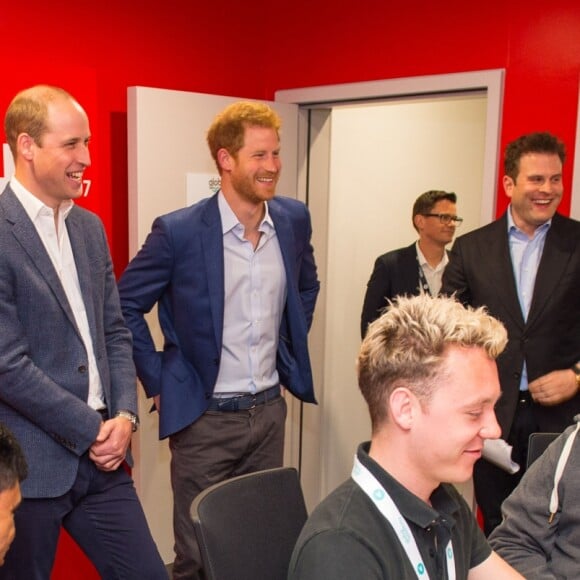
116, 411, 138, 430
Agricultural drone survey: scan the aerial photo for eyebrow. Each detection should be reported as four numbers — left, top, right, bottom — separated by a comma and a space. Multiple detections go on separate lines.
462, 395, 500, 409
526, 172, 562, 179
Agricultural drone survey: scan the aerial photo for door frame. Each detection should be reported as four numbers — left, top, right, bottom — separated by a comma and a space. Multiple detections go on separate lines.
276, 68, 504, 224
275, 69, 505, 506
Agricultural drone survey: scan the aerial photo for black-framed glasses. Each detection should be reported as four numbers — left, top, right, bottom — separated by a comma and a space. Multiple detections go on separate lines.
423, 213, 463, 226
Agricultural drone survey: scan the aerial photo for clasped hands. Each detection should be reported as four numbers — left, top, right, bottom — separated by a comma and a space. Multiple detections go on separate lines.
89, 416, 133, 472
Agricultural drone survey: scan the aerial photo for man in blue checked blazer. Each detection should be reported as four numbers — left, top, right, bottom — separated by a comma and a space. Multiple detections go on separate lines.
0, 85, 166, 579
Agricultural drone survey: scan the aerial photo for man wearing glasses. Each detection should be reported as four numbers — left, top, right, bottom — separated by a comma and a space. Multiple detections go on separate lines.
361, 190, 462, 338
442, 132, 580, 537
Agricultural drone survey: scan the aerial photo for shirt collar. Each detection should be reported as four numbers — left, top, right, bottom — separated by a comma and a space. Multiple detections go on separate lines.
415, 241, 449, 269
217, 190, 273, 234
10, 176, 75, 222
357, 442, 458, 530
507, 204, 551, 236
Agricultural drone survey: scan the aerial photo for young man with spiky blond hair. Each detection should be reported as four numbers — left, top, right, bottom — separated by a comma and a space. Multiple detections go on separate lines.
290, 294, 524, 580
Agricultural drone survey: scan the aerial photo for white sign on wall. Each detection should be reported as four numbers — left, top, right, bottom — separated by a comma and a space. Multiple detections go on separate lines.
186, 172, 221, 206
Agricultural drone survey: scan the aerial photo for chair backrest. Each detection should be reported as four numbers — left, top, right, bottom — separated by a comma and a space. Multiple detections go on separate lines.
190, 467, 307, 580
527, 432, 559, 469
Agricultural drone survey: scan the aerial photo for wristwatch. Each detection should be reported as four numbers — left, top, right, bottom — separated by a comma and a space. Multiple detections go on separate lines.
572, 363, 580, 390
116, 410, 140, 432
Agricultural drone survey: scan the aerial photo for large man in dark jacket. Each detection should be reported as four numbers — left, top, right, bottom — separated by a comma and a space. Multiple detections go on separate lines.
442, 132, 580, 535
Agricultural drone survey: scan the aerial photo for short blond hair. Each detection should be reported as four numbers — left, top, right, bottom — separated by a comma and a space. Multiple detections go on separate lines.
4, 85, 74, 157
206, 101, 281, 173
357, 294, 507, 431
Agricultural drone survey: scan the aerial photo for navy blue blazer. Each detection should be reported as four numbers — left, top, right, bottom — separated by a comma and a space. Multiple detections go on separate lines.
118, 193, 320, 439
442, 212, 580, 436
0, 186, 137, 497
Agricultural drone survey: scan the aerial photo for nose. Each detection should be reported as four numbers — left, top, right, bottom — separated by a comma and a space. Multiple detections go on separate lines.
539, 178, 558, 195
480, 411, 501, 440
79, 143, 91, 167
265, 154, 280, 173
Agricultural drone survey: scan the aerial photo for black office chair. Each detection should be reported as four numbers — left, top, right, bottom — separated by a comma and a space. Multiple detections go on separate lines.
527, 432, 559, 468
190, 467, 308, 580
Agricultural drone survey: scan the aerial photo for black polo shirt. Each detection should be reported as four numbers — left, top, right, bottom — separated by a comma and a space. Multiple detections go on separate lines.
288, 442, 491, 579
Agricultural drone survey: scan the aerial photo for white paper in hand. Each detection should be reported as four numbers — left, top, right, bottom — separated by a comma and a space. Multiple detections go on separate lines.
482, 439, 520, 474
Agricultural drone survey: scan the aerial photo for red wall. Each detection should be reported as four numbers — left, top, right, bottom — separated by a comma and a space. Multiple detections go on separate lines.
2, 1, 580, 267
2, 0, 580, 573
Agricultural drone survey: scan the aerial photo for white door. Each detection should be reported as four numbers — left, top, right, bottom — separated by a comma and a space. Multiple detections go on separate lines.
277, 70, 503, 511
297, 97, 489, 513
127, 87, 299, 563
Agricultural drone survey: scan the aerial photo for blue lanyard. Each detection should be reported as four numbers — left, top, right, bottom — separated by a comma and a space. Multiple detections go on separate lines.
351, 455, 456, 580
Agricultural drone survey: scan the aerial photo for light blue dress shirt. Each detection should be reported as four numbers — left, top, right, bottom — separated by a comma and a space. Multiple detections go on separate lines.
213, 192, 286, 395
507, 207, 550, 391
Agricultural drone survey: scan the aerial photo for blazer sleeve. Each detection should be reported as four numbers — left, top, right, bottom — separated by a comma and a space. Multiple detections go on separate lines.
95, 220, 138, 416
360, 256, 392, 339
118, 217, 174, 398
441, 236, 472, 305
297, 204, 320, 330
488, 430, 574, 579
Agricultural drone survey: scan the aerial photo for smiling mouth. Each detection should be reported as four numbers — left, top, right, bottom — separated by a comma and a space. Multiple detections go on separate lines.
67, 171, 83, 182
465, 448, 482, 456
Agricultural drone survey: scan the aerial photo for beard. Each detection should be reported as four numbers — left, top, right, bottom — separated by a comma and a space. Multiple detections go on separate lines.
230, 171, 278, 204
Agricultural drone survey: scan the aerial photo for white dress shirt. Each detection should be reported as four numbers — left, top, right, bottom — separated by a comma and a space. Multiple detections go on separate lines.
416, 241, 449, 296
10, 177, 105, 409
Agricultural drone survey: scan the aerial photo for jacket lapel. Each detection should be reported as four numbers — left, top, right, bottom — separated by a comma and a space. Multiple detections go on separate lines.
490, 215, 526, 328
2, 188, 80, 333
200, 195, 225, 346
527, 214, 573, 328
269, 200, 296, 288
66, 210, 98, 340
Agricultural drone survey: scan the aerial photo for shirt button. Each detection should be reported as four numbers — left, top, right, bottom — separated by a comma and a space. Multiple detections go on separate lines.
78, 365, 87, 373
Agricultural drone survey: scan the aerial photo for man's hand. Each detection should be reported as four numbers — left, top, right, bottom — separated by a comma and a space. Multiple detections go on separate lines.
89, 416, 133, 471
528, 369, 578, 406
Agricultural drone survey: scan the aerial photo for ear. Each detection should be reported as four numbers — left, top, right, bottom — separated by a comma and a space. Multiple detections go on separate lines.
217, 148, 234, 173
16, 133, 35, 162
389, 387, 417, 431
503, 174, 514, 199
413, 214, 424, 232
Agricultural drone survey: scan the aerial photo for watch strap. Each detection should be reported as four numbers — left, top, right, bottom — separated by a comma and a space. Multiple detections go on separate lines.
572, 363, 580, 389
116, 410, 139, 432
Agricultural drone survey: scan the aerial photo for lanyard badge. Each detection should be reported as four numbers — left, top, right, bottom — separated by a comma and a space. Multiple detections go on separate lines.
351, 455, 456, 580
